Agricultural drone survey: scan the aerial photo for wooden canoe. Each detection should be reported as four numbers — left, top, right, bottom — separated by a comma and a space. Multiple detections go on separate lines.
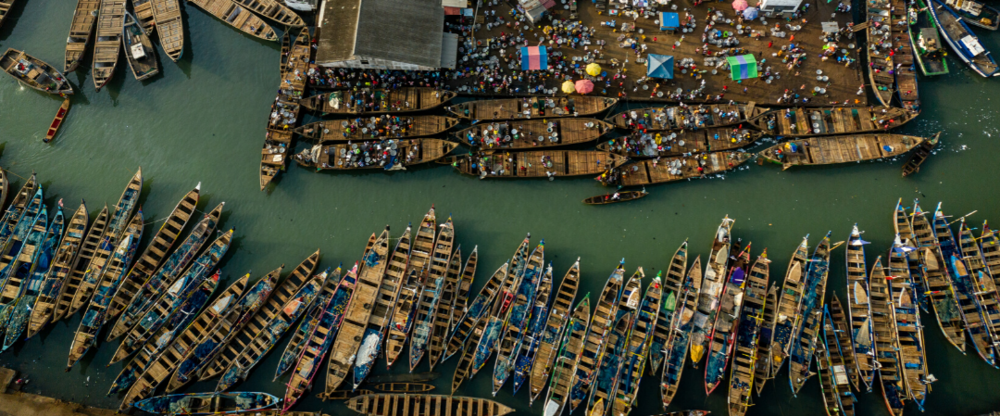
542, 295, 590, 416
599, 151, 752, 187
570, 263, 625, 412
324, 229, 391, 394
527, 259, 580, 405
106, 185, 203, 337
446, 96, 618, 121
815, 343, 843, 416
753, 282, 779, 395
0, 203, 62, 351
890, 0, 919, 111
867, 0, 896, 107
910, 202, 965, 353
1, 49, 74, 95
53, 205, 107, 322
648, 242, 687, 376
901, 132, 940, 177
44, 99, 71, 143
491, 242, 545, 393
106, 167, 144, 241
428, 246, 463, 370
188, 0, 277, 40
609, 102, 765, 130
259, 27, 309, 190
295, 139, 458, 171
409, 219, 456, 371
446, 150, 626, 179
758, 133, 928, 169
788, 234, 834, 395
598, 128, 761, 158
612, 274, 661, 416
0, 174, 37, 249
749, 106, 916, 137
454, 118, 612, 149
346, 394, 514, 416
64, 0, 101, 72
92, 0, 126, 90
887, 240, 930, 408
768, 237, 810, 379
509, 263, 553, 394
826, 294, 858, 416
450, 304, 493, 394
296, 115, 459, 142
301, 88, 455, 114
586, 312, 633, 416
385, 208, 438, 369
317, 389, 373, 401
371, 383, 435, 393
442, 261, 506, 368
229, 0, 304, 26
845, 226, 875, 392
703, 242, 748, 394
131, 0, 155, 32
150, 0, 183, 61
660, 258, 702, 409
448, 246, 478, 337
26, 201, 88, 338
279, 30, 291, 74
0, 0, 14, 30
727, 253, 770, 416
869, 257, 906, 416
122, 11, 159, 81
0, 168, 7, 211
583, 190, 647, 205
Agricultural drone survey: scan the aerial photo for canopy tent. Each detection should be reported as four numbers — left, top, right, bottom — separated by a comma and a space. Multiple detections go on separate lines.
659, 12, 680, 30
726, 54, 759, 80
646, 54, 675, 79
521, 46, 548, 70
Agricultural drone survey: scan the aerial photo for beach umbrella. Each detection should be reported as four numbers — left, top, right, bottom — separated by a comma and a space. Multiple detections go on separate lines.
586, 63, 602, 76
732, 0, 748, 11
575, 79, 594, 94
562, 80, 577, 93
742, 6, 758, 19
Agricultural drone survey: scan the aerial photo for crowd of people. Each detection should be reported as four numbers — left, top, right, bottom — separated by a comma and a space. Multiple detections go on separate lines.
298, 140, 424, 170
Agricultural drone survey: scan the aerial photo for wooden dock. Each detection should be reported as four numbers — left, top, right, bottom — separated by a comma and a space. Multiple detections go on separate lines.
446, 150, 626, 179
454, 118, 612, 149
603, 151, 753, 187
757, 133, 928, 168
446, 96, 617, 121
296, 115, 459, 142
749, 106, 916, 136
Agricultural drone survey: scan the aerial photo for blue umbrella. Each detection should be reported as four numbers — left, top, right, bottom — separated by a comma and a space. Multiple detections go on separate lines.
742, 7, 759, 20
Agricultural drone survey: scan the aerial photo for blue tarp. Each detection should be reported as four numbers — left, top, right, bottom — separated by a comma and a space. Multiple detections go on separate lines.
660, 12, 680, 30
647, 54, 675, 79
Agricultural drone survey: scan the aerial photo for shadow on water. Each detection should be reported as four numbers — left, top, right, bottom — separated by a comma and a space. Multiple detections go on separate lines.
0, 0, 28, 43
104, 55, 128, 103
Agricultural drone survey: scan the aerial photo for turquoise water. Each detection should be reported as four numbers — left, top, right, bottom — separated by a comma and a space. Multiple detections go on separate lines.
2, 0, 1000, 415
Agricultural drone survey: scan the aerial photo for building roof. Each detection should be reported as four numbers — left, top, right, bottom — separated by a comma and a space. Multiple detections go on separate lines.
318, 0, 444, 68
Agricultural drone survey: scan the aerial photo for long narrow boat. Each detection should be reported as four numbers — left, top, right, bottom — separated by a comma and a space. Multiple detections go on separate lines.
894, 202, 929, 309
107, 186, 203, 338
599, 128, 761, 159
285, 267, 354, 409
946, 0, 1000, 29
569, 261, 625, 412
195, 252, 318, 382
278, 30, 290, 73
428, 246, 462, 369
346, 394, 514, 416
901, 133, 940, 177
295, 139, 458, 171
727, 252, 770, 416
845, 225, 876, 392
909, 0, 951, 76
980, 221, 1000, 304
866, 0, 895, 107
44, 98, 72, 143
749, 107, 915, 137
456, 118, 612, 150
297, 115, 459, 143
818, 305, 856, 416
66, 212, 143, 370
753, 282, 778, 395
187, 0, 277, 40
229, 0, 304, 26
150, 0, 183, 61
110, 229, 233, 364
122, 11, 159, 81
131, 0, 155, 31
705, 244, 751, 395
2, 206, 64, 350
789, 234, 835, 396
26, 201, 88, 338
958, 219, 1000, 362
649, 242, 688, 375
53, 205, 108, 322
586, 312, 633, 416
216, 272, 325, 391
0, 175, 38, 250
448, 150, 626, 179
511, 264, 553, 394
910, 201, 965, 352
543, 295, 590, 416
890, 0, 920, 111
598, 152, 753, 187
528, 260, 580, 404
446, 96, 617, 121
105, 168, 143, 242
324, 228, 391, 394
448, 246, 478, 338
690, 218, 735, 367
613, 274, 662, 416
493, 241, 545, 393
116, 271, 264, 412
0, 169, 6, 210
275, 268, 336, 380
450, 263, 507, 394
259, 27, 309, 191
442, 256, 505, 365
768, 236, 809, 381
386, 209, 438, 368
166, 267, 284, 393
135, 392, 279, 415
301, 88, 455, 115
409, 218, 455, 371
0, 191, 46, 329
349, 226, 411, 388
889, 236, 931, 410
871, 257, 906, 416
660, 257, 702, 410
0, 49, 74, 95
828, 294, 859, 410
370, 383, 435, 393
107, 270, 223, 396
933, 204, 993, 364
91, 0, 126, 90
930, 0, 1000, 77
758, 134, 928, 169
64, 0, 101, 72
610, 103, 765, 130
583, 190, 649, 205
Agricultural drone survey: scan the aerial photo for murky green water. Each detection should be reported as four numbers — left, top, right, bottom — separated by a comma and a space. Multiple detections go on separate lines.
2, 0, 1000, 415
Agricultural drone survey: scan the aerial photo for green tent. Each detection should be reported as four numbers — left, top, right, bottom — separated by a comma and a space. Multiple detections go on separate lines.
726, 54, 759, 80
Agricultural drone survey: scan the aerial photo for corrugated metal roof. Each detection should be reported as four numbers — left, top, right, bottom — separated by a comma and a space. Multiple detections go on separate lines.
318, 0, 445, 68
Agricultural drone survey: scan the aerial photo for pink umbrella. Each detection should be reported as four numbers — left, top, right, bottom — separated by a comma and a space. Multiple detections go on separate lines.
732, 0, 748, 11
574, 79, 594, 94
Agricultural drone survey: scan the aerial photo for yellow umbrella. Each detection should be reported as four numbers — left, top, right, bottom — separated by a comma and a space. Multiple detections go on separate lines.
562, 80, 576, 93
586, 63, 602, 76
